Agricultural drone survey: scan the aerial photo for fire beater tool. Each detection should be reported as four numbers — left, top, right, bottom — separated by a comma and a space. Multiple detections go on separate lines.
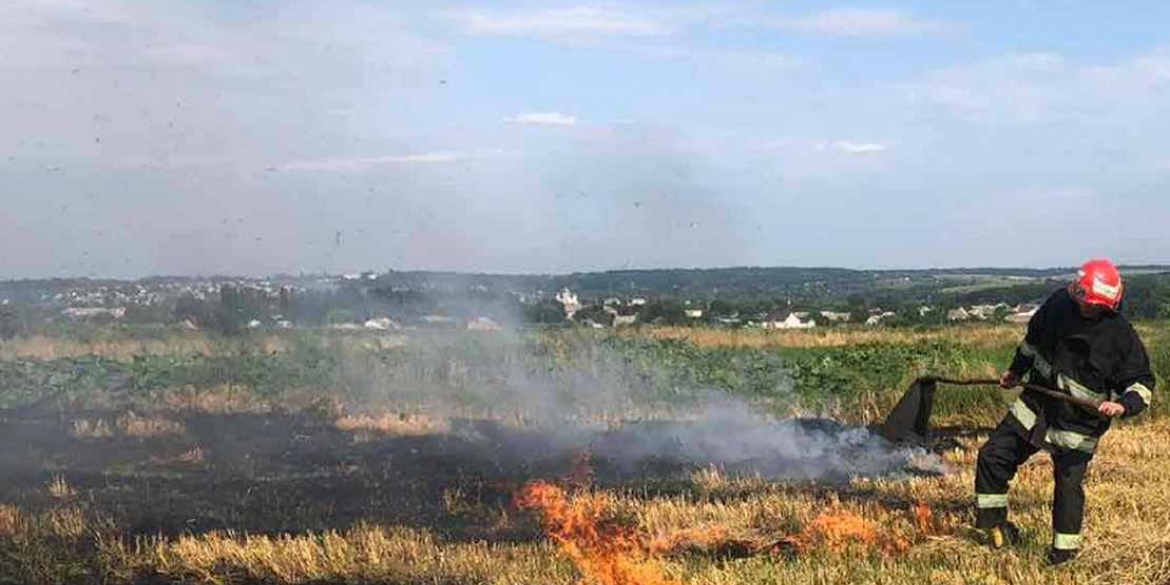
879, 377, 1104, 443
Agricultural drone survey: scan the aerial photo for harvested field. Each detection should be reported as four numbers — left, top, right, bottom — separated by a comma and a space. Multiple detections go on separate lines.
0, 407, 938, 540
0, 325, 1166, 584
1, 405, 1168, 584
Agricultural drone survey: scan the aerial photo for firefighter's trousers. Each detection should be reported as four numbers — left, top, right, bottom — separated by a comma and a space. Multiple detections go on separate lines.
974, 418, 1093, 551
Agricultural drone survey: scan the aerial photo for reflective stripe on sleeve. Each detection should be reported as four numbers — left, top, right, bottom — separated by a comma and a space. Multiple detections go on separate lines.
1125, 382, 1153, 406
1019, 342, 1038, 358
1010, 399, 1037, 430
1032, 353, 1053, 378
1045, 428, 1098, 453
1053, 532, 1082, 550
976, 493, 1009, 509
1057, 373, 1106, 401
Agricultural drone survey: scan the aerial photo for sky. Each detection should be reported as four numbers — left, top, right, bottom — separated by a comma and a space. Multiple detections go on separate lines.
2, 0, 1170, 278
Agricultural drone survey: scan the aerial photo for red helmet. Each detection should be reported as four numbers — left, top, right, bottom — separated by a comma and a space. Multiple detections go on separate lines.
1069, 259, 1123, 310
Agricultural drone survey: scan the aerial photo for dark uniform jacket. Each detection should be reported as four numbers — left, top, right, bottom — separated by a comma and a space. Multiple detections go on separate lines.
1006, 288, 1155, 453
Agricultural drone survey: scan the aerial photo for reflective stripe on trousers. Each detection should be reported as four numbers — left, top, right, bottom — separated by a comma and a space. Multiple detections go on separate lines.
1054, 532, 1082, 550
976, 493, 1008, 509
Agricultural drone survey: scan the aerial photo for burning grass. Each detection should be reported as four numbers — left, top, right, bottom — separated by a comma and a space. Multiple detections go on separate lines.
516, 481, 683, 585
785, 508, 897, 555
514, 460, 930, 585
0, 418, 1167, 583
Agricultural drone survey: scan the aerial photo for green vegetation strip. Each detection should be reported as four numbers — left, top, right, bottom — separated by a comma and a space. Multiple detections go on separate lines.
0, 327, 1165, 424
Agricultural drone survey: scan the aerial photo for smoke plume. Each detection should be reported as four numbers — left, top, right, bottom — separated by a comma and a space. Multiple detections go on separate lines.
338, 330, 945, 482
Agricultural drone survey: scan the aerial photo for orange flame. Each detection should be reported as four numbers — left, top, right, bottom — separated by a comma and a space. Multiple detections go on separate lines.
798, 510, 879, 553
516, 481, 682, 585
780, 507, 911, 557
646, 526, 729, 556
911, 501, 934, 535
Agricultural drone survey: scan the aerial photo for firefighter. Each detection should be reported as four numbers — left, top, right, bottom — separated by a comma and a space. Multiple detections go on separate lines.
974, 259, 1155, 566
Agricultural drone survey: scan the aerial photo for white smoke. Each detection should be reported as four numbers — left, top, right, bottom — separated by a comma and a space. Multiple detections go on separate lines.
336, 330, 947, 481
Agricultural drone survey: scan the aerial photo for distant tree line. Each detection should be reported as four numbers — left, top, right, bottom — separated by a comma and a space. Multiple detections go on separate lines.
1, 270, 1168, 338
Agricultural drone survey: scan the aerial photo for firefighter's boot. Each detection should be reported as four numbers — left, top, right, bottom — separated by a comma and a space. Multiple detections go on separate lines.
1047, 548, 1077, 566
986, 522, 1021, 550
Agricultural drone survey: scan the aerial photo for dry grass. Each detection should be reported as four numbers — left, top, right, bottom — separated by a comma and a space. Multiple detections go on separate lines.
162, 385, 270, 413
71, 413, 185, 439
1, 325, 1167, 583
334, 412, 452, 436
0, 334, 288, 361
99, 524, 573, 584
1, 420, 1168, 584
43, 507, 88, 539
115, 412, 185, 438
46, 476, 76, 500
0, 505, 28, 537
70, 418, 114, 439
621, 325, 1027, 349
176, 446, 206, 464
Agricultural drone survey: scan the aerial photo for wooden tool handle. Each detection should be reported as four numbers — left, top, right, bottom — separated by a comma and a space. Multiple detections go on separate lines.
920, 376, 1104, 415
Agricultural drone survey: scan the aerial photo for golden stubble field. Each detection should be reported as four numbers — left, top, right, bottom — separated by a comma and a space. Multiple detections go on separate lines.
0, 325, 1166, 584
4, 416, 1167, 584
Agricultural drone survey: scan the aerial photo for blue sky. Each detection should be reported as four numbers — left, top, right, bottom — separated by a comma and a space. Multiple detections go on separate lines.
2, 0, 1169, 278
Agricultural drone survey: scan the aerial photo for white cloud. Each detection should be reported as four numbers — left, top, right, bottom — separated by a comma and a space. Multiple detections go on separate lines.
818, 140, 890, 154
450, 7, 669, 40
504, 111, 579, 126
902, 50, 1170, 122
775, 8, 955, 38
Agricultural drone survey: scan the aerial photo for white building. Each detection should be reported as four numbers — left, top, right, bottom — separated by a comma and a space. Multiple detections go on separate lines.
947, 308, 971, 322
969, 303, 1010, 320
466, 316, 502, 331
762, 312, 817, 330
555, 288, 581, 318
62, 307, 126, 320
364, 317, 400, 331
612, 313, 638, 327
819, 311, 852, 323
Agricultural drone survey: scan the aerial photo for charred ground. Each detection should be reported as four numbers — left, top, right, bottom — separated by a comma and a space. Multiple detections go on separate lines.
0, 405, 944, 542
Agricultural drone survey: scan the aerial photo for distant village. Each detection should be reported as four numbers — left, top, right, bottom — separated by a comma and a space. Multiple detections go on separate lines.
0, 271, 1044, 334
554, 288, 1038, 330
